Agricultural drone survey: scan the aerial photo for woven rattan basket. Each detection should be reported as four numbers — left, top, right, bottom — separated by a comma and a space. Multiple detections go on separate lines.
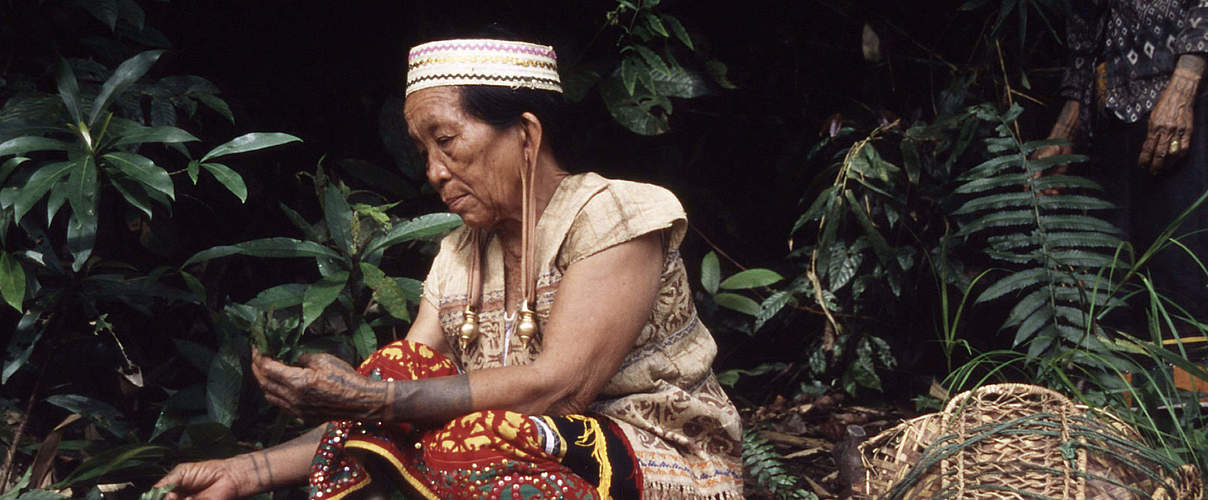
855, 383, 1204, 499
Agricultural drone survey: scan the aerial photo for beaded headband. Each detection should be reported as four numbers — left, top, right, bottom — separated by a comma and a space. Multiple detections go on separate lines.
406, 38, 563, 97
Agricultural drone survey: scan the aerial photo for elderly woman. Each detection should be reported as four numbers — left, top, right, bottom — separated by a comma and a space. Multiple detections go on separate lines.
157, 38, 742, 499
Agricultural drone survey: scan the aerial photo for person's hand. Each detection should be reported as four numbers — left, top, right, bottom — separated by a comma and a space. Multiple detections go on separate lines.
1140, 68, 1199, 174
155, 458, 245, 500
251, 348, 383, 421
1030, 100, 1080, 195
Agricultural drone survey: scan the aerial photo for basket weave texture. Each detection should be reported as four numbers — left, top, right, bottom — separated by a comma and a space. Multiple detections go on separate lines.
856, 383, 1204, 499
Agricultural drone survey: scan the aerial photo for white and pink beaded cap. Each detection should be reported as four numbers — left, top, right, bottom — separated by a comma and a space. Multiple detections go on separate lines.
405, 38, 563, 97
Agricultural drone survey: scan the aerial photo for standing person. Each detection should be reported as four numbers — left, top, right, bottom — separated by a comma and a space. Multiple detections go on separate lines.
155, 37, 744, 500
1037, 1, 1208, 330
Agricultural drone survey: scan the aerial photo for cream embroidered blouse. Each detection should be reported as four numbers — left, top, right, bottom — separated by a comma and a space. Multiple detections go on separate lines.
421, 172, 743, 499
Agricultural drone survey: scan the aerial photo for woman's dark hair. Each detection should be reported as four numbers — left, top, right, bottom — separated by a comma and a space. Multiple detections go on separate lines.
458, 85, 576, 168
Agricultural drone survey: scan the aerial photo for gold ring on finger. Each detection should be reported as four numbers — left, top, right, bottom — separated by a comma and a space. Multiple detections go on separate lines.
1170, 140, 1180, 153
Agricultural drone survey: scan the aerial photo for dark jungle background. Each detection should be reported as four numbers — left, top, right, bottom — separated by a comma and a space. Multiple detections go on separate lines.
0, 1, 1204, 498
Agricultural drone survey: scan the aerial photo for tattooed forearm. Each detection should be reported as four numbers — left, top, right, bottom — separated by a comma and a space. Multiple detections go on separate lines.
377, 375, 473, 424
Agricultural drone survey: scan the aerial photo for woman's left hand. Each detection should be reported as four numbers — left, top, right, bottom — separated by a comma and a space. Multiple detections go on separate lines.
251, 348, 383, 421
1140, 67, 1200, 174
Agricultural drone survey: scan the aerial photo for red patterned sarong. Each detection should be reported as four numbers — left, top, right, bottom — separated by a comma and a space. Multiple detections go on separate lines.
308, 340, 642, 499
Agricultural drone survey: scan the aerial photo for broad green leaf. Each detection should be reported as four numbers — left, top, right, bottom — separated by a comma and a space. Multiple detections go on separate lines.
183, 237, 342, 267
45, 394, 131, 439
364, 212, 462, 257
89, 50, 165, 126
206, 336, 241, 426
2, 308, 44, 383
352, 322, 377, 361
247, 283, 306, 310
280, 202, 320, 240
0, 252, 25, 311
394, 277, 423, 303
112, 125, 199, 145
109, 176, 155, 219
0, 156, 29, 186
67, 156, 99, 271
323, 184, 353, 254
194, 93, 235, 124
661, 14, 693, 49
701, 250, 720, 295
201, 162, 247, 202
56, 59, 82, 123
0, 137, 69, 157
200, 132, 301, 163
719, 268, 784, 290
844, 190, 892, 264
17, 489, 67, 500
360, 262, 410, 322
104, 152, 174, 200
12, 161, 72, 223
714, 292, 760, 316
301, 271, 349, 334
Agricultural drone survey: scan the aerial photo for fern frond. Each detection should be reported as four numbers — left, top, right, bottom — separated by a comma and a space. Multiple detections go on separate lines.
742, 429, 816, 500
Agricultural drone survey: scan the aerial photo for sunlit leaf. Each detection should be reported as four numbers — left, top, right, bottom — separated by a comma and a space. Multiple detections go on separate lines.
200, 132, 301, 163
719, 268, 784, 290
112, 125, 199, 145
363, 212, 462, 257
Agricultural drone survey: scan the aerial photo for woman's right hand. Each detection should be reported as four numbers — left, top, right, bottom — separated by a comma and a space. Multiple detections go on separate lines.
155, 458, 248, 500
1031, 100, 1081, 195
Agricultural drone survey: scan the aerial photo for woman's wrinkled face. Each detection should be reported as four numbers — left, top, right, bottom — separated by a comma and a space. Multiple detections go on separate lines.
404, 86, 523, 229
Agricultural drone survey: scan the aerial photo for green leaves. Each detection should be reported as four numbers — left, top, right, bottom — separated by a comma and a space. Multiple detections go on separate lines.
200, 162, 247, 202
715, 292, 760, 316
200, 132, 301, 163
364, 212, 462, 257
205, 336, 242, 426
953, 104, 1122, 358
183, 237, 342, 266
360, 263, 410, 322
301, 271, 349, 334
90, 50, 165, 126
103, 152, 174, 200
0, 137, 69, 157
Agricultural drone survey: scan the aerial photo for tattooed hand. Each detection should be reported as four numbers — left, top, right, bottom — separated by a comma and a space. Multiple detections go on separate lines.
156, 457, 246, 500
251, 348, 384, 421
1140, 56, 1204, 174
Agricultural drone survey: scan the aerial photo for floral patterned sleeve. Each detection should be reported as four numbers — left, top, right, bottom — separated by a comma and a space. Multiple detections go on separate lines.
1174, 0, 1208, 55
1059, 3, 1105, 103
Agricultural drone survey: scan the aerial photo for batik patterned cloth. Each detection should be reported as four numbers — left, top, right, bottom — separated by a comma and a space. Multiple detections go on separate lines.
309, 340, 641, 500
422, 173, 744, 499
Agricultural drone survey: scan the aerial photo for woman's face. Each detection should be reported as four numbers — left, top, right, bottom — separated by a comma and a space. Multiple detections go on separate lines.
404, 86, 523, 229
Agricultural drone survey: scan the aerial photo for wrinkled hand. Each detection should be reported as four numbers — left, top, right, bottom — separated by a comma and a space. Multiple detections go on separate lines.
1030, 100, 1079, 195
1140, 70, 1198, 174
155, 459, 244, 500
251, 348, 384, 421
